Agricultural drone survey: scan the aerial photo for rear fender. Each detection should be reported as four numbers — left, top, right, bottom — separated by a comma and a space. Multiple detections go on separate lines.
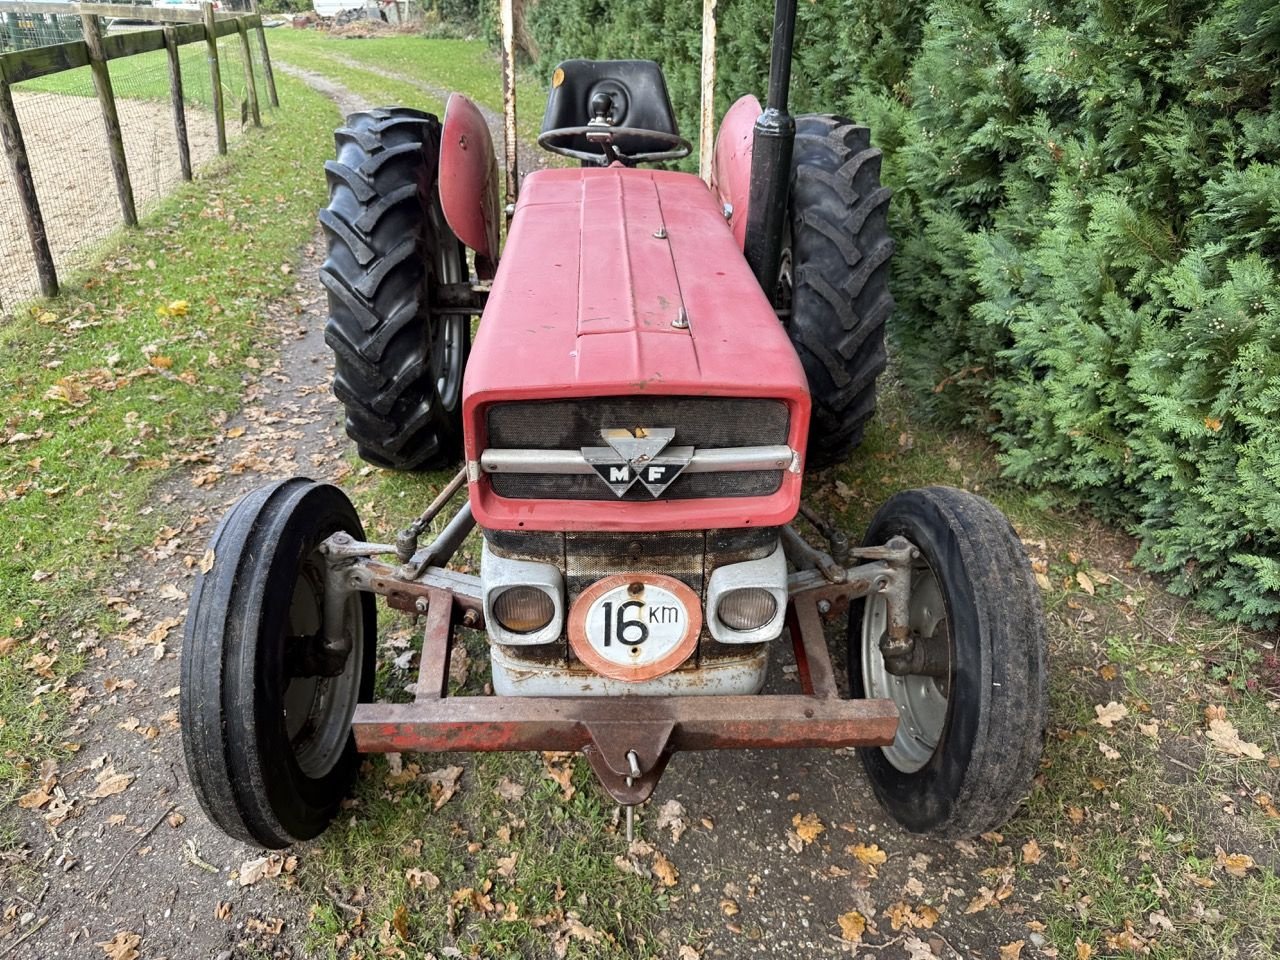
712, 94, 761, 251
440, 93, 501, 278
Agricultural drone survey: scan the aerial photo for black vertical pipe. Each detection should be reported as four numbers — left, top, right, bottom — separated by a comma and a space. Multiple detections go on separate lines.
743, 0, 798, 304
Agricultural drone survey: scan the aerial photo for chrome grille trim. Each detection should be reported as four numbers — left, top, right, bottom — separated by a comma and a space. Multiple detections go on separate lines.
477, 444, 795, 476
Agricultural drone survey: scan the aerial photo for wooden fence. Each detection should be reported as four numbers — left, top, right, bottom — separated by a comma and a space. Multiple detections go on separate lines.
0, 0, 279, 298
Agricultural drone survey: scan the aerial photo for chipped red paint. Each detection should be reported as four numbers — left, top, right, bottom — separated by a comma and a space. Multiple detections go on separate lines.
462, 166, 810, 533
439, 93, 500, 270
712, 94, 761, 250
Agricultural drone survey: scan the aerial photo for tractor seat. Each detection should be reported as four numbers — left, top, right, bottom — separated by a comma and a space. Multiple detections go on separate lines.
539, 59, 687, 165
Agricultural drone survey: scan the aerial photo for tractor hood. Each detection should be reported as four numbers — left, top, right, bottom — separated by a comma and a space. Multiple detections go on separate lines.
461, 166, 810, 532
463, 166, 808, 417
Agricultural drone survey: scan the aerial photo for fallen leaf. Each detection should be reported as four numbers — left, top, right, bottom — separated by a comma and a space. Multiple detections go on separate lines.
88, 767, 133, 799
238, 853, 292, 886
720, 897, 740, 916
405, 867, 440, 890
495, 852, 519, 879
542, 752, 576, 802
1094, 701, 1128, 727
495, 777, 525, 802
837, 910, 866, 943
391, 903, 410, 940
965, 886, 999, 914
1076, 571, 1095, 595
1099, 663, 1119, 681
652, 852, 679, 887
792, 812, 824, 845
678, 947, 700, 960
97, 931, 141, 960
1097, 739, 1121, 761
1206, 717, 1265, 760
426, 765, 463, 810
198, 549, 215, 574
848, 843, 887, 866
1075, 940, 1094, 960
657, 799, 688, 844
1021, 838, 1043, 865
999, 941, 1025, 960
1215, 847, 1256, 878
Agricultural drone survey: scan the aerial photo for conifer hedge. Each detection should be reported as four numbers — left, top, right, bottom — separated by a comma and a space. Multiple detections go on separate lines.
521, 0, 1280, 628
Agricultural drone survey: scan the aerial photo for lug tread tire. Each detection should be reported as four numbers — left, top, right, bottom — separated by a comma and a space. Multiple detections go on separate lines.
180, 478, 376, 849
789, 115, 894, 469
850, 486, 1048, 838
320, 107, 466, 471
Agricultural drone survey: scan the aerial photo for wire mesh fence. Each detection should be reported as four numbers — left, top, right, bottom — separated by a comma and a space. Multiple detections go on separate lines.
0, 3, 279, 312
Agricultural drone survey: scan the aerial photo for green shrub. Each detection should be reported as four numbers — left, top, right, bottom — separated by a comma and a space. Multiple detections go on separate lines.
521, 0, 1280, 628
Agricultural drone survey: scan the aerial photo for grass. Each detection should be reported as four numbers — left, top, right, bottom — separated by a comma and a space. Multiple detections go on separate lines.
0, 72, 337, 797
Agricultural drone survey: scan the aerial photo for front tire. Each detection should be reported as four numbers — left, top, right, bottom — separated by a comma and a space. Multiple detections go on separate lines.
320, 108, 470, 471
785, 115, 894, 469
849, 486, 1047, 837
180, 478, 376, 848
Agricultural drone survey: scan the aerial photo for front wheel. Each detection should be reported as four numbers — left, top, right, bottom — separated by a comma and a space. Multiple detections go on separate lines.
849, 486, 1047, 837
180, 478, 376, 848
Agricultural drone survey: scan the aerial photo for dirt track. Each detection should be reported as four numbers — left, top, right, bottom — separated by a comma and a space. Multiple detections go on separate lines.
0, 92, 218, 308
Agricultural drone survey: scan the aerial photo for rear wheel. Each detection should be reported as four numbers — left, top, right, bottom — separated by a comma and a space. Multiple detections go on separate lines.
849, 486, 1047, 837
784, 115, 894, 469
320, 107, 470, 471
180, 478, 376, 848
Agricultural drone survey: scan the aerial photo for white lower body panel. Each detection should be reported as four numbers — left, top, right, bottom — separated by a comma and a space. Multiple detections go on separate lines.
489, 642, 770, 697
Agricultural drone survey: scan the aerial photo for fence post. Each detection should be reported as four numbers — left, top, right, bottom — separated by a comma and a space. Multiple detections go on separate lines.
202, 1, 226, 154
163, 25, 191, 180
0, 61, 57, 297
81, 12, 136, 227
248, 0, 278, 108
235, 17, 260, 127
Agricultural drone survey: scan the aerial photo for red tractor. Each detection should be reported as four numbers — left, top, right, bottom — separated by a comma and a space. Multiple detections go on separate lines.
181, 0, 1047, 849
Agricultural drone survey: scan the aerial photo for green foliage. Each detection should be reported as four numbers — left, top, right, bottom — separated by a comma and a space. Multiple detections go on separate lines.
524, 0, 1280, 628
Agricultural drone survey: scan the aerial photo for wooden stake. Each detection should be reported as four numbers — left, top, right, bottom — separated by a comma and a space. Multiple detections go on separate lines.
202, 0, 225, 154
0, 62, 57, 296
81, 12, 135, 226
698, 0, 717, 184
235, 17, 258, 127
247, 0, 277, 108
163, 25, 190, 180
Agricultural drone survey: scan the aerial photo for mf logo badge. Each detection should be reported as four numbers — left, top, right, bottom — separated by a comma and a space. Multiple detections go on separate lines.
582, 428, 694, 498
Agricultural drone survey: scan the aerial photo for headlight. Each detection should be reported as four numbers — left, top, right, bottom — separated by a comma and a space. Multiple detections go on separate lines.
716, 587, 778, 631
492, 586, 556, 634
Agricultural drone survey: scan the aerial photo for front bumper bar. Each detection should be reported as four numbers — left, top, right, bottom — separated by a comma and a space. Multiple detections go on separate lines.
346, 554, 906, 805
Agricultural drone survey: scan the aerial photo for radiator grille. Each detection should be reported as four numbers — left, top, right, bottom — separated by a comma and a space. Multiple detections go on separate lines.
484, 396, 789, 501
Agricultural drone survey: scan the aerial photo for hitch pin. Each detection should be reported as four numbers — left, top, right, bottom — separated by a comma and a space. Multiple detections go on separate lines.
624, 750, 641, 843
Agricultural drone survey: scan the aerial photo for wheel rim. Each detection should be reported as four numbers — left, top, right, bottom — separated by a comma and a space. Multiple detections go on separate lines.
428, 203, 467, 411
861, 561, 952, 774
282, 548, 364, 779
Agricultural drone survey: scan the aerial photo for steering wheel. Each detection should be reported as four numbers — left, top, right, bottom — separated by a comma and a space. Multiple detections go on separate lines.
537, 125, 692, 166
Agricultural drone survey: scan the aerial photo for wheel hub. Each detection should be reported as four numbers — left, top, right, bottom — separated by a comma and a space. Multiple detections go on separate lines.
862, 562, 951, 773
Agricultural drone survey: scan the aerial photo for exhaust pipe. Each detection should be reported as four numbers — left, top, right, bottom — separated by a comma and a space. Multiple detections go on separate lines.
743, 0, 797, 306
